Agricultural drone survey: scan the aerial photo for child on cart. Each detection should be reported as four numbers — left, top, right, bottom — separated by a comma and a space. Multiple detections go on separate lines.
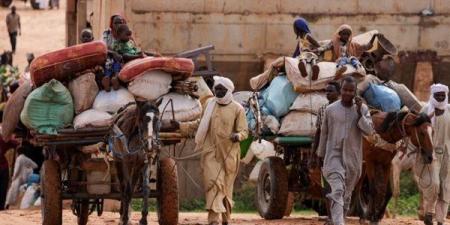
318, 24, 381, 79
292, 18, 321, 80
103, 24, 144, 92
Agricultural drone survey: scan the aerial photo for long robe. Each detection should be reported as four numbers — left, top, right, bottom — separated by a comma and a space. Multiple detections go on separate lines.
317, 100, 374, 224
181, 100, 248, 213
416, 105, 450, 222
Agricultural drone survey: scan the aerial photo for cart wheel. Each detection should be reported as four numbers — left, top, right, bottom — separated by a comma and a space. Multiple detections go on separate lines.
157, 158, 179, 225
30, 0, 40, 9
0, 0, 12, 7
256, 156, 288, 219
284, 192, 296, 217
77, 200, 89, 225
41, 160, 62, 225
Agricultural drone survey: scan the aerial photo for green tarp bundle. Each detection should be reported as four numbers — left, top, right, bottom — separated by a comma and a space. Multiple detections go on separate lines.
20, 79, 74, 134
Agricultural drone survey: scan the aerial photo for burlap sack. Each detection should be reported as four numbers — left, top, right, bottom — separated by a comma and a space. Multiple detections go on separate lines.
69, 72, 99, 114
278, 111, 317, 136
1, 81, 33, 141
290, 92, 328, 114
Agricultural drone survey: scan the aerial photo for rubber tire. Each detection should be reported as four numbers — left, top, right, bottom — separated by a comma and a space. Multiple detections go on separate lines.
157, 158, 179, 225
0, 0, 12, 7
41, 160, 62, 225
256, 156, 288, 220
77, 200, 89, 225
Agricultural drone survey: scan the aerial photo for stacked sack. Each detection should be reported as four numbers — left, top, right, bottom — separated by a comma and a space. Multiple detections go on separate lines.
247, 55, 366, 137
117, 56, 204, 125
1, 41, 204, 139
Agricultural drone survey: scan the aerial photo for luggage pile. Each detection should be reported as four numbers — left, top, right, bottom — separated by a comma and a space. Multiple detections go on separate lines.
1, 41, 207, 140
246, 55, 365, 137
358, 74, 423, 112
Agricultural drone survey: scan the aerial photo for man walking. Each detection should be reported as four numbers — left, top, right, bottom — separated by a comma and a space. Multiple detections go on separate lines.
6, 6, 21, 54
317, 76, 374, 225
178, 76, 248, 225
420, 84, 450, 225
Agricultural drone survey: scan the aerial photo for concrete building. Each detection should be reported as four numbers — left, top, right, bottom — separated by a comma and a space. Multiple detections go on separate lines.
67, 0, 450, 90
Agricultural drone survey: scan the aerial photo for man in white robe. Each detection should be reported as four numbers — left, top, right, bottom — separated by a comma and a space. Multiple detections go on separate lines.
418, 83, 450, 225
317, 76, 374, 225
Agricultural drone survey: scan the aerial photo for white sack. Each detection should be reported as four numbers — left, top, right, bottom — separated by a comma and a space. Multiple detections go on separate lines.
278, 111, 317, 136
128, 70, 172, 101
73, 109, 113, 129
93, 88, 135, 113
290, 92, 328, 114
159, 93, 202, 122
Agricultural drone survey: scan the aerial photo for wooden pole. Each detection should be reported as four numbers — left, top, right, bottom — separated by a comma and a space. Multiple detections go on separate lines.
66, 0, 77, 46
413, 61, 433, 101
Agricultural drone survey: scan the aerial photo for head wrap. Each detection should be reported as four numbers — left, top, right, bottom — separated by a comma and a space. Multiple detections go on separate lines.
195, 76, 235, 146
331, 24, 363, 60
292, 18, 311, 58
427, 83, 449, 125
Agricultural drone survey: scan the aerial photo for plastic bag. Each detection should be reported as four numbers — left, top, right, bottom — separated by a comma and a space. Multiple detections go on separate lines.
363, 83, 402, 112
260, 75, 298, 118
20, 184, 39, 209
20, 79, 74, 134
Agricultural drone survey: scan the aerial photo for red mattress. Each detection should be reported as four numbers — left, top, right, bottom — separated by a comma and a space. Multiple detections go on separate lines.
119, 57, 194, 82
30, 41, 107, 86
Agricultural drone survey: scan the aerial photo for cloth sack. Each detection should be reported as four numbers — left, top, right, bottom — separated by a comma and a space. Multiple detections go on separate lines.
69, 72, 99, 114
290, 92, 328, 114
93, 88, 135, 114
278, 111, 317, 136
127, 70, 172, 101
20, 79, 74, 134
73, 109, 113, 129
158, 93, 202, 122
2, 81, 33, 140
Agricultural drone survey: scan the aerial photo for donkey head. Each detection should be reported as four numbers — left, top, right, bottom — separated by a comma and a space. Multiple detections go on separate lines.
136, 98, 163, 151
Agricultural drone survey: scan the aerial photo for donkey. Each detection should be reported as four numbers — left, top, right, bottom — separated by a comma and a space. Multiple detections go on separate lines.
353, 110, 433, 225
110, 99, 162, 225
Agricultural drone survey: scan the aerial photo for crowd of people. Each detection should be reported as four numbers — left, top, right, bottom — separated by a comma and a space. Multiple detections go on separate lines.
1, 5, 450, 225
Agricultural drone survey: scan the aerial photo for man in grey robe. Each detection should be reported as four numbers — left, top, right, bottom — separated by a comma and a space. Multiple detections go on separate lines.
317, 76, 375, 225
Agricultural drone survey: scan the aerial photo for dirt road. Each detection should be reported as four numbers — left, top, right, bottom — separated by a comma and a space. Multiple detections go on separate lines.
0, 209, 432, 225
0, 1, 65, 72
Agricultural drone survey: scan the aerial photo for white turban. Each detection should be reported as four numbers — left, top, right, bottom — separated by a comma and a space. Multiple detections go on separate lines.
195, 76, 236, 147
427, 83, 449, 125
213, 76, 235, 92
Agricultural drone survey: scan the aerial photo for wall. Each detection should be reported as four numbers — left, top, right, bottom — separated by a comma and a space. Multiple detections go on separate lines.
83, 0, 450, 199
80, 0, 449, 90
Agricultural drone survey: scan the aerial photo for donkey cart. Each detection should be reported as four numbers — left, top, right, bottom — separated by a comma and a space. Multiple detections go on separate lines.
244, 93, 326, 219
25, 102, 180, 225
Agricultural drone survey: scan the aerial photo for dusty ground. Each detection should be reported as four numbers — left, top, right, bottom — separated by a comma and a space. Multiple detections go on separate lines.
0, 0, 66, 72
0, 209, 438, 225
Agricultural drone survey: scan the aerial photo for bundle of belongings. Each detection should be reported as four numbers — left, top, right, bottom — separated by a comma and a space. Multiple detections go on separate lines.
245, 30, 421, 140
246, 37, 369, 137
1, 41, 209, 141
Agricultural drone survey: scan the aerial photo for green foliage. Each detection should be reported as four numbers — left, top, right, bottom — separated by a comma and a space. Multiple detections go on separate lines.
387, 170, 420, 215
0, 65, 19, 87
